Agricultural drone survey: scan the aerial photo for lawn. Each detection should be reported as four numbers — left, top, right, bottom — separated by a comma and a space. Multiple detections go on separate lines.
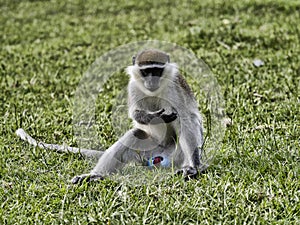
0, 0, 299, 224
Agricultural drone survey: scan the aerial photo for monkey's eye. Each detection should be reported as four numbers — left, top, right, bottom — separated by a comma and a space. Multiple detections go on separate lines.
140, 68, 164, 77
140, 69, 148, 77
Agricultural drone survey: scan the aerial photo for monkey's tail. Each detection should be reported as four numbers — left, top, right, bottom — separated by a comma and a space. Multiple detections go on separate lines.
16, 128, 103, 159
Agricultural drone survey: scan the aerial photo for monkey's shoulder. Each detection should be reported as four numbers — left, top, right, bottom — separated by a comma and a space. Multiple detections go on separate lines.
175, 73, 195, 99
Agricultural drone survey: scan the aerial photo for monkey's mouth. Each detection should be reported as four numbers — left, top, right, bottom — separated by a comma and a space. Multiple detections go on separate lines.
146, 86, 159, 92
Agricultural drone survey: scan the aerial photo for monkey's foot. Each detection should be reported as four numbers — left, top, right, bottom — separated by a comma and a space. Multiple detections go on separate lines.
175, 166, 198, 180
71, 173, 104, 184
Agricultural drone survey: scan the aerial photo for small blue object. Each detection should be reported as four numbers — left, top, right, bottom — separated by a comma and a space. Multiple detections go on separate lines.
147, 155, 170, 167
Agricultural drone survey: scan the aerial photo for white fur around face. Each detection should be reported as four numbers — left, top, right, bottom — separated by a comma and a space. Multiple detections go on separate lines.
126, 63, 178, 96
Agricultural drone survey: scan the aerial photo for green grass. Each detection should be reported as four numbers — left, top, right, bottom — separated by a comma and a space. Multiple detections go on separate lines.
1, 0, 299, 224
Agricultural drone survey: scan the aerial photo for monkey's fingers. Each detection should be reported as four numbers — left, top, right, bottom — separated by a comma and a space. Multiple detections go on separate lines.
152, 108, 165, 116
175, 166, 198, 180
161, 112, 178, 123
71, 173, 104, 184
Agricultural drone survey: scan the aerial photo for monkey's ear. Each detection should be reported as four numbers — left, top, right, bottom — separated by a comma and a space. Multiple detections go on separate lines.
132, 56, 136, 65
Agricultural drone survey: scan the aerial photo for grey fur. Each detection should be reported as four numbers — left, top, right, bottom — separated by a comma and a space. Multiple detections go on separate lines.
72, 49, 204, 183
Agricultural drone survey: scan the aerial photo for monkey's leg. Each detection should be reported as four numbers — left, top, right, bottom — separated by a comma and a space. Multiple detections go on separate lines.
71, 128, 160, 184
176, 116, 204, 179
16, 128, 103, 159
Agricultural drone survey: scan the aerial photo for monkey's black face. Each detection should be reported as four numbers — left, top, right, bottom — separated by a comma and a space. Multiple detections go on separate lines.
140, 67, 164, 92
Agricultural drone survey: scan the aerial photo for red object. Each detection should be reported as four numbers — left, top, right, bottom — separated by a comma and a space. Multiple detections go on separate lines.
153, 156, 163, 165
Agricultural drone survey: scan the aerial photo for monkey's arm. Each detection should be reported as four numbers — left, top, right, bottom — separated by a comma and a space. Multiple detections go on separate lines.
16, 128, 103, 159
133, 108, 177, 124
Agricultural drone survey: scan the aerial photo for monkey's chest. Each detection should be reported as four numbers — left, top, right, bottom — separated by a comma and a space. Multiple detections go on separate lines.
139, 96, 170, 111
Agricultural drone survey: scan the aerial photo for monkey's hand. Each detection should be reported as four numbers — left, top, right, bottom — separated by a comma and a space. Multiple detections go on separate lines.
134, 108, 177, 124
71, 173, 104, 184
158, 107, 178, 123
